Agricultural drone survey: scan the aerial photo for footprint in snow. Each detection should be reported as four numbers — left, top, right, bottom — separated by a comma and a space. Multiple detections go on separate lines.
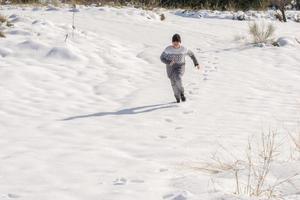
163, 191, 191, 200
175, 127, 183, 130
113, 178, 127, 185
159, 168, 168, 172
1, 194, 20, 199
130, 179, 145, 183
183, 111, 194, 114
159, 135, 168, 139
165, 118, 173, 123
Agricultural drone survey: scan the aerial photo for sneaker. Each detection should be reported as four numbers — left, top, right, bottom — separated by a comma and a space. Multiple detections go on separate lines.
181, 93, 186, 102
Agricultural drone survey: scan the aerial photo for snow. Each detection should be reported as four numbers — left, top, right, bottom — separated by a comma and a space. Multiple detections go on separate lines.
276, 36, 297, 47
0, 5, 300, 200
46, 46, 80, 60
174, 9, 300, 22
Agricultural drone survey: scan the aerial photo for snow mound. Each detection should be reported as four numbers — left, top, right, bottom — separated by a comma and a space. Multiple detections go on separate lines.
9, 16, 29, 23
69, 8, 80, 12
276, 37, 296, 47
100, 7, 160, 20
46, 47, 80, 60
0, 48, 12, 57
8, 14, 18, 19
137, 10, 159, 20
32, 19, 53, 27
174, 9, 298, 21
98, 7, 108, 12
46, 6, 59, 11
17, 39, 47, 51
163, 191, 192, 200
32, 7, 41, 11
7, 29, 31, 36
175, 10, 233, 20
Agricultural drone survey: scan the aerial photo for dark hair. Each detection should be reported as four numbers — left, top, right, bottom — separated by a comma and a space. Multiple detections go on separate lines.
172, 34, 181, 43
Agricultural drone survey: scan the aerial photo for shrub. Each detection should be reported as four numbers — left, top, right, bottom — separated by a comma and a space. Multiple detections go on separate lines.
249, 21, 276, 44
0, 14, 7, 24
0, 31, 5, 38
272, 0, 292, 22
160, 13, 165, 21
274, 12, 283, 22
289, 131, 300, 157
6, 21, 13, 27
196, 131, 299, 199
295, 14, 300, 22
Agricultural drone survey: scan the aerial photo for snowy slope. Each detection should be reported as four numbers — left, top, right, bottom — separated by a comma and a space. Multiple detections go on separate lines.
0, 5, 300, 200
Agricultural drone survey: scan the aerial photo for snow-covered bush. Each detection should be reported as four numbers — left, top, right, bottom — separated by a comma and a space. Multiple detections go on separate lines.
249, 21, 275, 45
160, 13, 165, 21
295, 14, 300, 22
232, 11, 247, 21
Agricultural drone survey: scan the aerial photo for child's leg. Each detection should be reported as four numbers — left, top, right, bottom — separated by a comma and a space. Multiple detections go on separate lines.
170, 78, 181, 101
174, 75, 184, 96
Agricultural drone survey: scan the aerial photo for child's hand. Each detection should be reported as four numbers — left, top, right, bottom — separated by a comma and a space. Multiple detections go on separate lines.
170, 60, 175, 66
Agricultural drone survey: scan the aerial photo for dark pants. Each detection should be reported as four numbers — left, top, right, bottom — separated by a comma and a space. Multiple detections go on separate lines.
170, 73, 184, 98
166, 64, 185, 98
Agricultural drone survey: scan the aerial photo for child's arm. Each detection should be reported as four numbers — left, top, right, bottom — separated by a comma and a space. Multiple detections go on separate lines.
160, 52, 172, 65
187, 49, 199, 67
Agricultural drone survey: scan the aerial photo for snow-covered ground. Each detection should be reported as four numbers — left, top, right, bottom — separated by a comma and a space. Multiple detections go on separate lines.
174, 9, 300, 22
0, 5, 300, 200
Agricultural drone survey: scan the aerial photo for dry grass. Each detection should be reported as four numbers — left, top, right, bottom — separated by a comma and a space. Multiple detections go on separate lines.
0, 31, 5, 38
241, 131, 281, 197
0, 14, 7, 24
191, 156, 242, 175
195, 131, 298, 199
6, 21, 13, 27
289, 131, 300, 158
249, 21, 276, 44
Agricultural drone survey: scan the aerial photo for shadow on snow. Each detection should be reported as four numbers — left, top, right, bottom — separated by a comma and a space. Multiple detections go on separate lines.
62, 102, 177, 121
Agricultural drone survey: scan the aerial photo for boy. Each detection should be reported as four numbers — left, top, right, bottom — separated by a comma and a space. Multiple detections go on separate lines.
160, 34, 200, 103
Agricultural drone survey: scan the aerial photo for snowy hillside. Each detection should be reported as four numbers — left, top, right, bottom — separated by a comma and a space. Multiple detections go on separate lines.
0, 5, 300, 200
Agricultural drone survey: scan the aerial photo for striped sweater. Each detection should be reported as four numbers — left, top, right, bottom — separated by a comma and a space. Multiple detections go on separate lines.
160, 45, 198, 78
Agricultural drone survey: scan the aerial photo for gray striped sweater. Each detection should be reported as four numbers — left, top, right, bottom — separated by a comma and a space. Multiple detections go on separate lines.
160, 45, 198, 78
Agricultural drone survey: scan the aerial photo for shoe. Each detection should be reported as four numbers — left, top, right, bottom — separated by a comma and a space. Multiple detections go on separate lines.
175, 96, 180, 103
181, 93, 186, 102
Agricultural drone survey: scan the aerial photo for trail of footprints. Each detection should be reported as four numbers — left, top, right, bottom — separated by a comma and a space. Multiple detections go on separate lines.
197, 48, 219, 81
130, 49, 218, 199
111, 176, 190, 200
184, 50, 219, 97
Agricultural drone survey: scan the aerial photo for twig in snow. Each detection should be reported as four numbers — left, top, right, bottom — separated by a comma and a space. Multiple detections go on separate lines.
65, 33, 69, 42
72, 4, 76, 38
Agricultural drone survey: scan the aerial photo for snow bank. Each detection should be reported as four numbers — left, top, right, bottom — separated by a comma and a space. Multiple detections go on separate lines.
46, 46, 80, 60
0, 47, 12, 57
174, 9, 300, 22
6, 29, 31, 36
17, 39, 47, 51
9, 15, 29, 23
46, 6, 60, 11
276, 37, 297, 47
99, 6, 160, 20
